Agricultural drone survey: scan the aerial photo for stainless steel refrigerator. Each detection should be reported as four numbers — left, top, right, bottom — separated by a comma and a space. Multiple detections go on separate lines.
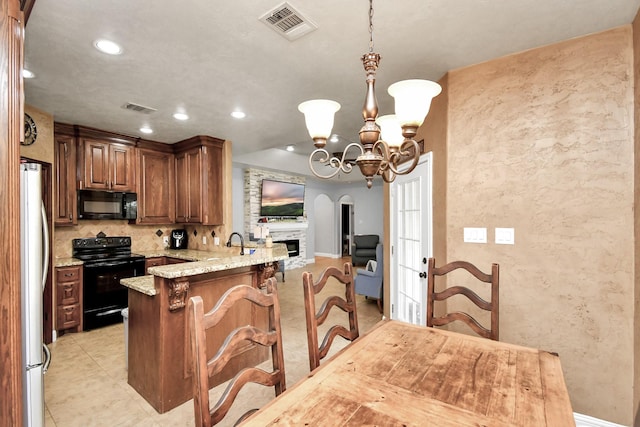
20, 162, 51, 427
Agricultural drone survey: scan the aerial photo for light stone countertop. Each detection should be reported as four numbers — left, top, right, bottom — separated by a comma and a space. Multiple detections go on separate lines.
120, 275, 157, 296
121, 244, 288, 296
54, 257, 83, 267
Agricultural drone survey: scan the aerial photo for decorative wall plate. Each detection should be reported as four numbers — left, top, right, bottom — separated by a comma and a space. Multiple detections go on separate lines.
22, 113, 37, 146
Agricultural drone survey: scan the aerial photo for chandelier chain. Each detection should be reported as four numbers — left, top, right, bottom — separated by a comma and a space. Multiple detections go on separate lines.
368, 0, 374, 53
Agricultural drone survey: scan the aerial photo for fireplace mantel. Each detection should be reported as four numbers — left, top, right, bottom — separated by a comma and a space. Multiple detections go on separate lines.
258, 222, 309, 232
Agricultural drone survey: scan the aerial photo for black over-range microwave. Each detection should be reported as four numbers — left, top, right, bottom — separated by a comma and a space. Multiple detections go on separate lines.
77, 189, 137, 220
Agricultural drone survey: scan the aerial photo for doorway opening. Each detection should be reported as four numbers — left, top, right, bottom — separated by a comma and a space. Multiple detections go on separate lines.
339, 201, 354, 256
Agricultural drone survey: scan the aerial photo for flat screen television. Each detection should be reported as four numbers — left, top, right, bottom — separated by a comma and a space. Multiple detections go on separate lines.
260, 179, 305, 217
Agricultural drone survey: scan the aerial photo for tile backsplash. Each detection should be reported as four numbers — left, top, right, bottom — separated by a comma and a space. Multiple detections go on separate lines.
54, 221, 225, 258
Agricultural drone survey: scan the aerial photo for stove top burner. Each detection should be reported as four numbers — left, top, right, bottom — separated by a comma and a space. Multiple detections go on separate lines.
72, 236, 141, 263
73, 236, 133, 249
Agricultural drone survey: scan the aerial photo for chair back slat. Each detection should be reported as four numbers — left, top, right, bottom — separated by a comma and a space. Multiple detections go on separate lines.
303, 262, 359, 371
427, 258, 499, 341
188, 278, 286, 426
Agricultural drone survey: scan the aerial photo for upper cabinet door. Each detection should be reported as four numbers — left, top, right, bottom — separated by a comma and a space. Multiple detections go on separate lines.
82, 139, 110, 190
185, 147, 203, 223
137, 148, 175, 224
110, 144, 135, 192
173, 138, 223, 225
54, 134, 77, 226
174, 147, 202, 223
81, 138, 135, 192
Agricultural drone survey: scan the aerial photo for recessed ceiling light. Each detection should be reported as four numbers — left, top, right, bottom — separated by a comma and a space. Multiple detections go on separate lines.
94, 39, 122, 55
22, 69, 35, 79
139, 126, 153, 134
329, 134, 339, 143
286, 145, 295, 152
231, 111, 246, 119
173, 112, 189, 121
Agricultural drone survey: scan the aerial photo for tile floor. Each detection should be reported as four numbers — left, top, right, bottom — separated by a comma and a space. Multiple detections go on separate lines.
44, 257, 383, 427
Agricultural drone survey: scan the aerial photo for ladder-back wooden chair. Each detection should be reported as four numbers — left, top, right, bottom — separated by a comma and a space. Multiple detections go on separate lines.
427, 258, 500, 341
302, 262, 359, 371
188, 278, 286, 426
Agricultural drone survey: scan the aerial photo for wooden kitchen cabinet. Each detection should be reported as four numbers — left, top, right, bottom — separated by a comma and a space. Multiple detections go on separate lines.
137, 145, 175, 224
54, 124, 77, 226
174, 136, 223, 225
81, 138, 136, 192
55, 265, 83, 334
144, 257, 166, 274
175, 147, 202, 223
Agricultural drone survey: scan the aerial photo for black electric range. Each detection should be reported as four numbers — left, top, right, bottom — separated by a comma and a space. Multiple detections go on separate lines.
72, 236, 145, 330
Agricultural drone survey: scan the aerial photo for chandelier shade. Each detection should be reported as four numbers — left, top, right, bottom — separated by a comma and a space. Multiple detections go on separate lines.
388, 79, 442, 128
375, 115, 404, 148
298, 99, 341, 146
298, 0, 441, 188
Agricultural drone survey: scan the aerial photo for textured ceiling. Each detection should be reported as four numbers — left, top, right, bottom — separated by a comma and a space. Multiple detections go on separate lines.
24, 0, 640, 163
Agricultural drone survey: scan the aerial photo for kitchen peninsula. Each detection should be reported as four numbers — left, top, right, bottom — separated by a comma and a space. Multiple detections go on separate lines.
121, 245, 288, 413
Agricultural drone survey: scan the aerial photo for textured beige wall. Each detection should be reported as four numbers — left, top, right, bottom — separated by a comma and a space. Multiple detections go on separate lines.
20, 105, 53, 164
633, 9, 640, 427
447, 27, 634, 424
419, 74, 449, 267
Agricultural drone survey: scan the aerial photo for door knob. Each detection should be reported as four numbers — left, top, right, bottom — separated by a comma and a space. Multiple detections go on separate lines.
419, 272, 427, 278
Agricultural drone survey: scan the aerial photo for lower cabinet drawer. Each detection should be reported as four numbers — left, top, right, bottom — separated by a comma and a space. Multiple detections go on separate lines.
56, 266, 80, 282
57, 304, 80, 330
56, 281, 80, 305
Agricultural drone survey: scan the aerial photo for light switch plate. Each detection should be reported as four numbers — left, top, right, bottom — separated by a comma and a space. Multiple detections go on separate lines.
463, 227, 487, 243
495, 228, 515, 245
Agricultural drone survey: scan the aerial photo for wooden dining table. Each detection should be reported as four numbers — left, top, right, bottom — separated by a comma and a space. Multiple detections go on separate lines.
241, 319, 575, 426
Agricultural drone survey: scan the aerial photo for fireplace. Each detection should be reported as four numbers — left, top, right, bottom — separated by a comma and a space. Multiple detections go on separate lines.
275, 239, 300, 257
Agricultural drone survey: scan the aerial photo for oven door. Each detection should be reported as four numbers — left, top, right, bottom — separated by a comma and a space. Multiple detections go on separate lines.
83, 258, 144, 330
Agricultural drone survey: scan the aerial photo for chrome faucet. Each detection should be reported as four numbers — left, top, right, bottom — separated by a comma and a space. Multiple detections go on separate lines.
226, 232, 245, 255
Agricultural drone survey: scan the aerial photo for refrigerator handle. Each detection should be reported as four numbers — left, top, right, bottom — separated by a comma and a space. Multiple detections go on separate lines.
42, 343, 51, 374
41, 202, 49, 292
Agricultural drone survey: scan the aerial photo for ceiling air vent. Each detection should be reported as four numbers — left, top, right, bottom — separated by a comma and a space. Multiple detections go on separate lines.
259, 2, 317, 41
121, 102, 157, 114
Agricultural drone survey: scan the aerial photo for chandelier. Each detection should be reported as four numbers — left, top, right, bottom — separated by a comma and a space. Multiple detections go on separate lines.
298, 0, 442, 188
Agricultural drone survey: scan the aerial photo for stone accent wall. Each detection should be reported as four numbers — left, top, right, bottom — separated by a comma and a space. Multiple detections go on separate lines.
243, 168, 307, 269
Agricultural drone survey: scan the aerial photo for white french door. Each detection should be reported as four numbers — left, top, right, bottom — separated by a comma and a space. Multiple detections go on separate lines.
390, 153, 432, 325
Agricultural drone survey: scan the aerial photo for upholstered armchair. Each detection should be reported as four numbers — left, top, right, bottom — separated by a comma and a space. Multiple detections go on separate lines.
351, 234, 379, 266
355, 243, 383, 312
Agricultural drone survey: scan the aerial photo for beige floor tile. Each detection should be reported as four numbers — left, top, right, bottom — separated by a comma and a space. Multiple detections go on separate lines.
45, 257, 383, 426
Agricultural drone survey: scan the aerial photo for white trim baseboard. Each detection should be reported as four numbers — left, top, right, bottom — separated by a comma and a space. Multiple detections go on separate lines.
574, 413, 627, 427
